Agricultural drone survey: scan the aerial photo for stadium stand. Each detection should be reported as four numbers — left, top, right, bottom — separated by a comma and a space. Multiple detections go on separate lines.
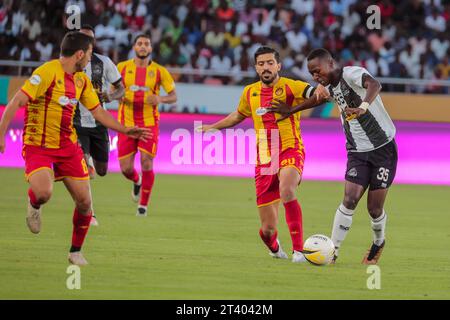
0, 0, 449, 93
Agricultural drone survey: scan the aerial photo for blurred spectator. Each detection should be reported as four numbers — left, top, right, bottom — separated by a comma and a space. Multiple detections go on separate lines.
0, 0, 447, 94
35, 34, 53, 61
425, 8, 446, 32
95, 16, 116, 54
286, 22, 307, 52
205, 23, 225, 51
216, 0, 235, 22
291, 0, 314, 16
400, 44, 420, 78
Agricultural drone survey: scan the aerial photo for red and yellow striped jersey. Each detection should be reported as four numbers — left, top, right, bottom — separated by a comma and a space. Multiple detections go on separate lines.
237, 77, 315, 165
21, 59, 100, 149
117, 59, 175, 127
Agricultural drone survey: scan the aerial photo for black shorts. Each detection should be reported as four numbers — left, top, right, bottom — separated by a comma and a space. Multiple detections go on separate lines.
74, 125, 110, 163
345, 139, 398, 190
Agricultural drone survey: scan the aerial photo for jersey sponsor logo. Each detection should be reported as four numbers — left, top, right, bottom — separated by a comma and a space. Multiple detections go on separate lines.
255, 107, 268, 116
58, 96, 72, 106
129, 85, 150, 92
29, 75, 41, 85
347, 167, 357, 177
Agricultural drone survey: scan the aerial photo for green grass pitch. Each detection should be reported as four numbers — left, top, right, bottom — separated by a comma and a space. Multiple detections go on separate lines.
0, 168, 449, 299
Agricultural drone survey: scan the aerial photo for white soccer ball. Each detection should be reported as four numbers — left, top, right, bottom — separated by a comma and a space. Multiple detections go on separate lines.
302, 234, 335, 266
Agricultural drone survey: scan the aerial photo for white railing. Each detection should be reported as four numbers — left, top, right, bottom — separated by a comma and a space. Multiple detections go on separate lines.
1, 59, 450, 89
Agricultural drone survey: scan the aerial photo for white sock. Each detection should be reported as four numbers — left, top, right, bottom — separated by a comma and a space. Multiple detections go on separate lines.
331, 204, 354, 256
371, 211, 387, 246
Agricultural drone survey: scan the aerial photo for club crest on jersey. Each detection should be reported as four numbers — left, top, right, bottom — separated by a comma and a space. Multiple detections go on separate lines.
347, 168, 357, 177
29, 75, 41, 85
75, 77, 84, 89
256, 107, 268, 116
275, 87, 284, 96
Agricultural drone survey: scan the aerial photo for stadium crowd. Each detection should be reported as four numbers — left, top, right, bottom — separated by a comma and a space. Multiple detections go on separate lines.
0, 0, 449, 93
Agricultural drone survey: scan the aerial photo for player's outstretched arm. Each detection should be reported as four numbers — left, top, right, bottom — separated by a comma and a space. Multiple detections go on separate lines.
146, 90, 177, 105
268, 94, 328, 122
196, 111, 246, 132
345, 74, 382, 119
100, 81, 125, 103
0, 90, 29, 153
90, 106, 152, 141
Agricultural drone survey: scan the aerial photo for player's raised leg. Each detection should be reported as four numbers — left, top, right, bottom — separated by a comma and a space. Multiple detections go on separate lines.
119, 152, 142, 202
26, 169, 54, 234
362, 188, 389, 264
63, 178, 93, 266
330, 181, 366, 262
258, 203, 287, 259
278, 166, 305, 263
137, 151, 155, 216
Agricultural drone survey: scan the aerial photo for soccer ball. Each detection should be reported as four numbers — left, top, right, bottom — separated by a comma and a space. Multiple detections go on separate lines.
302, 234, 335, 266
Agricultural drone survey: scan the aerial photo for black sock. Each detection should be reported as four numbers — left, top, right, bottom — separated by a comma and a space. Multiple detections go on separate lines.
70, 246, 81, 253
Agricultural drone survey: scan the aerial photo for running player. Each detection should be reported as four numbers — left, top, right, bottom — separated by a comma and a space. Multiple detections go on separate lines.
268, 48, 397, 264
197, 46, 319, 263
0, 32, 150, 265
117, 34, 177, 216
74, 25, 125, 226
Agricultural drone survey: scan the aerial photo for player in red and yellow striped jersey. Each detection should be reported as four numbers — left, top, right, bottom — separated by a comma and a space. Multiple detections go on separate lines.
0, 32, 150, 266
116, 34, 177, 216
198, 46, 322, 263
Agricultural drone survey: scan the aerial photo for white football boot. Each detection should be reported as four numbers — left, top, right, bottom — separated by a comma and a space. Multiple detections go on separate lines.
68, 252, 88, 266
292, 250, 307, 263
26, 199, 42, 234
269, 240, 288, 259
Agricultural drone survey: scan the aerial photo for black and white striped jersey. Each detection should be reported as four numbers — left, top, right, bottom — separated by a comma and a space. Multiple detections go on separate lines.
327, 66, 396, 152
73, 53, 122, 128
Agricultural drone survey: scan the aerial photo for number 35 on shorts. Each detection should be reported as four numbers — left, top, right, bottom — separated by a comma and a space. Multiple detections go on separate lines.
377, 167, 390, 182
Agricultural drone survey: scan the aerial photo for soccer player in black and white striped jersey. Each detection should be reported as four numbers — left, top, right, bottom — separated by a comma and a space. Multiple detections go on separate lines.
268, 48, 397, 265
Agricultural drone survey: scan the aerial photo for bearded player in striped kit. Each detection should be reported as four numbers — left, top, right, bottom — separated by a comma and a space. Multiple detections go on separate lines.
116, 34, 177, 216
269, 48, 397, 265
198, 46, 326, 263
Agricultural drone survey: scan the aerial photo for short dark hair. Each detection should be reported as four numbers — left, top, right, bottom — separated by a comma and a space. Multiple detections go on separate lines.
307, 48, 333, 61
254, 46, 280, 63
133, 33, 151, 44
60, 31, 94, 57
80, 24, 95, 35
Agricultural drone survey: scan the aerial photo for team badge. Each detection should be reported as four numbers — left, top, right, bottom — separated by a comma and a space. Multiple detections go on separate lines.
29, 75, 41, 85
347, 168, 357, 177
75, 77, 84, 89
256, 107, 268, 116
275, 87, 283, 96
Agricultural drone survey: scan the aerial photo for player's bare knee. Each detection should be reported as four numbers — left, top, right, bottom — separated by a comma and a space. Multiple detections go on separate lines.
343, 195, 359, 210
121, 168, 134, 177
35, 189, 52, 204
76, 197, 92, 213
368, 206, 383, 219
280, 186, 296, 203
